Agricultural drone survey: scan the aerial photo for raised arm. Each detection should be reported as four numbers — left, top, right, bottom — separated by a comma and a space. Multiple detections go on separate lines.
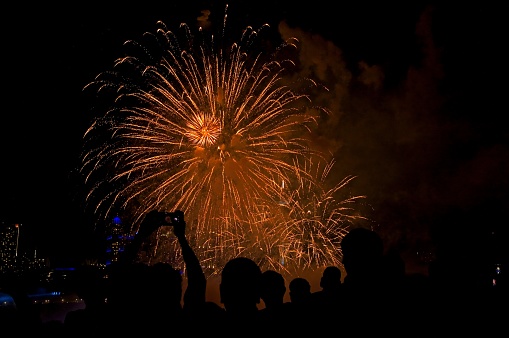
170, 210, 206, 312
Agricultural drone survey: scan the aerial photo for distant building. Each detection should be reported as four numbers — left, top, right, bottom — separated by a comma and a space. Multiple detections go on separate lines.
0, 221, 19, 274
105, 215, 133, 266
0, 221, 46, 277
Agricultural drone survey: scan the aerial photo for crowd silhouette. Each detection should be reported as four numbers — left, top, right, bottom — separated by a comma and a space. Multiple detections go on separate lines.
1, 210, 506, 336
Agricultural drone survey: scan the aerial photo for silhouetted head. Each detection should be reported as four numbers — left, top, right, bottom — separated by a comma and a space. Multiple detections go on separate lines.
219, 257, 262, 311
341, 227, 384, 280
289, 277, 311, 304
320, 266, 342, 290
147, 262, 183, 308
260, 270, 286, 308
382, 248, 406, 281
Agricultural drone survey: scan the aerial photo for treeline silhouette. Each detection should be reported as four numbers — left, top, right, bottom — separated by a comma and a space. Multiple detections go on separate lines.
1, 211, 506, 336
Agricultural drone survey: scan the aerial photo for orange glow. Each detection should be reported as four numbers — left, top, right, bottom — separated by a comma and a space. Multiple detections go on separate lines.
81, 8, 366, 277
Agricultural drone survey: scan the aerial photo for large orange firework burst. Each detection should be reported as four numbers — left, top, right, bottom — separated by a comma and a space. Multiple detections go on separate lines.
81, 6, 367, 277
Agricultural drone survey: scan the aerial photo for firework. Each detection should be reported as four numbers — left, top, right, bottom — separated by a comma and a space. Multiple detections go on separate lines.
81, 7, 365, 276
235, 158, 368, 276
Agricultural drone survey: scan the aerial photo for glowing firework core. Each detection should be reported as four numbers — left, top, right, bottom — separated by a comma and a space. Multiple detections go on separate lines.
185, 113, 221, 147
81, 7, 367, 277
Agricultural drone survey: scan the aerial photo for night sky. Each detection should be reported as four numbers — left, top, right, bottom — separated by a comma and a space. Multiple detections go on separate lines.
2, 1, 507, 274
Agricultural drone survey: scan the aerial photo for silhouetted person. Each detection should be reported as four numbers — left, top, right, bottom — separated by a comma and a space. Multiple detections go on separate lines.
259, 269, 292, 329
309, 265, 343, 318
260, 270, 286, 310
288, 277, 311, 306
68, 210, 205, 335
172, 211, 207, 317
381, 248, 406, 286
217, 256, 265, 334
339, 227, 386, 333
381, 247, 431, 335
288, 277, 313, 324
341, 227, 384, 289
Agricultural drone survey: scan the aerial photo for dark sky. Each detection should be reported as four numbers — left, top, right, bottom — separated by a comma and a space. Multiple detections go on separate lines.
2, 1, 507, 272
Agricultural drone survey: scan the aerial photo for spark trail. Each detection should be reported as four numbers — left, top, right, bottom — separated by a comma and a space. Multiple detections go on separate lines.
81, 6, 366, 276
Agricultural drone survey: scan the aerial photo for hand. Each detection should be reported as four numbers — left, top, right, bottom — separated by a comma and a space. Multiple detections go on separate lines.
137, 210, 167, 238
171, 210, 186, 238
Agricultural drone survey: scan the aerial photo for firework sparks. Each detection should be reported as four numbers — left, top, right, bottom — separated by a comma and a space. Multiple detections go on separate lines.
81, 7, 366, 276
239, 158, 369, 276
